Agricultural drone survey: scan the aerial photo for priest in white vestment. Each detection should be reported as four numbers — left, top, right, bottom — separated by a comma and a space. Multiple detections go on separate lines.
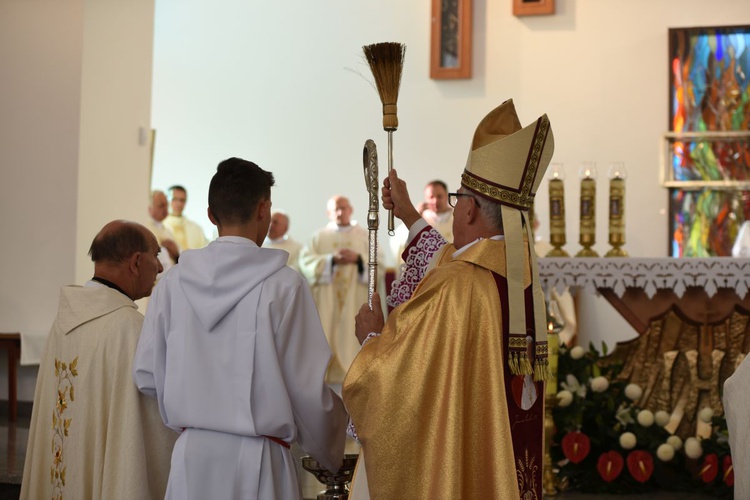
723, 353, 750, 499
147, 189, 181, 271
21, 220, 177, 500
263, 210, 303, 271
134, 158, 347, 500
299, 195, 374, 385
164, 184, 210, 250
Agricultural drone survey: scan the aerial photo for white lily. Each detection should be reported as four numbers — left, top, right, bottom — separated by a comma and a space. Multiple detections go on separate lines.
561, 374, 587, 399
615, 403, 635, 426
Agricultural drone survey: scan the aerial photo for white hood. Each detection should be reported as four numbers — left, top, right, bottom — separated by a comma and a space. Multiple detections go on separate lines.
177, 236, 287, 331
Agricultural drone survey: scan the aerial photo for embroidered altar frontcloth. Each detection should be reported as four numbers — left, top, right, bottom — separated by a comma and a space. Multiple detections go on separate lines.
538, 257, 750, 299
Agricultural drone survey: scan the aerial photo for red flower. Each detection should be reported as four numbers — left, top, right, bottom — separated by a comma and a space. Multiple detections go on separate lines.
699, 454, 719, 483
626, 450, 654, 483
562, 431, 591, 464
723, 455, 734, 487
597, 451, 624, 482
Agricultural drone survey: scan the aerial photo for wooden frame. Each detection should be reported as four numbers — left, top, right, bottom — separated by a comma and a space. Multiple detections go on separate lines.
430, 0, 472, 79
513, 0, 555, 17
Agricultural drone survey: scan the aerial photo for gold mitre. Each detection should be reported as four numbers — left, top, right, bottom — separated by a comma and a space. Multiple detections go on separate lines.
461, 99, 555, 380
461, 99, 554, 209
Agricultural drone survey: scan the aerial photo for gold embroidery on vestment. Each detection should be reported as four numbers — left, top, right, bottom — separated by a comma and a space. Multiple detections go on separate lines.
51, 356, 78, 499
517, 447, 540, 500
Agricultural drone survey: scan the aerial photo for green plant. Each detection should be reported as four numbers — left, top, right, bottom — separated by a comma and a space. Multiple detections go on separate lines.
551, 342, 733, 497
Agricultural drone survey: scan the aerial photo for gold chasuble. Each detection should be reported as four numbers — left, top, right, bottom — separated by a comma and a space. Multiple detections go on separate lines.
343, 238, 544, 499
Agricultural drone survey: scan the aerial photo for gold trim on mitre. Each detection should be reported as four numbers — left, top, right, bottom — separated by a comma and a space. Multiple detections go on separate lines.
462, 100, 555, 381
461, 99, 554, 211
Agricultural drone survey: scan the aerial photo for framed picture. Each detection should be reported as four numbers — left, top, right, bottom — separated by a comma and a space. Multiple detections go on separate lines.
513, 0, 555, 17
665, 25, 750, 257
430, 0, 472, 79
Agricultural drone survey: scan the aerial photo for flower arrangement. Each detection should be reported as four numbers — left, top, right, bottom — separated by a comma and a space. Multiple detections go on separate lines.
551, 342, 733, 497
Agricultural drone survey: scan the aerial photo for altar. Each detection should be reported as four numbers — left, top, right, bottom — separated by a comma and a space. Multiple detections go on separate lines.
538, 257, 750, 438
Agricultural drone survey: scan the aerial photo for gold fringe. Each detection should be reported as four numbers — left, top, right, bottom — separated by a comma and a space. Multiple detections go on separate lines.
533, 358, 553, 382
509, 352, 520, 375
510, 351, 533, 376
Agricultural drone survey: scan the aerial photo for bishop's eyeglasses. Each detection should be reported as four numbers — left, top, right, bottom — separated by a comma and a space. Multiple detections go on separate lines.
448, 192, 481, 208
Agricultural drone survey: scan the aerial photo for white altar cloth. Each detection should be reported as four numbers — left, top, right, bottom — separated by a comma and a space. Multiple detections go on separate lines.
538, 257, 750, 299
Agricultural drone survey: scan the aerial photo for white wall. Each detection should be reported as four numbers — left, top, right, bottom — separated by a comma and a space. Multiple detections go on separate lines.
150, 0, 750, 352
2, 0, 749, 401
0, 0, 155, 401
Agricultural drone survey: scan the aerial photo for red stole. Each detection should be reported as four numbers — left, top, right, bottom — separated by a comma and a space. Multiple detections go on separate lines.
494, 273, 544, 499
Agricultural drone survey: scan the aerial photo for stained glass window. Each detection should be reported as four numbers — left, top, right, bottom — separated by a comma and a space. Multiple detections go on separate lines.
667, 26, 750, 257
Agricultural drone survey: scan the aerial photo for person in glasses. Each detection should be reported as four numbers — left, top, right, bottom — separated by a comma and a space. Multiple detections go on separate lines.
344, 99, 555, 499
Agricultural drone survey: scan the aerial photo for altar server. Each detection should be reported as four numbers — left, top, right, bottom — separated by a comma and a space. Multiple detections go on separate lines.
134, 157, 347, 499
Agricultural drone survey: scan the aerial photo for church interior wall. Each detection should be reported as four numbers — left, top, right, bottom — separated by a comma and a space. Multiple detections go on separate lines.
1, 0, 748, 401
1, 0, 155, 401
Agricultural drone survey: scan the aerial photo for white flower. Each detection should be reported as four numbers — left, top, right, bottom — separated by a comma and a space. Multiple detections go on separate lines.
561, 374, 587, 399
637, 409, 655, 427
624, 383, 642, 401
570, 346, 586, 359
657, 443, 675, 461
590, 376, 609, 393
667, 435, 683, 451
615, 403, 635, 426
556, 390, 573, 407
685, 437, 703, 459
698, 407, 714, 423
654, 410, 670, 427
619, 432, 637, 450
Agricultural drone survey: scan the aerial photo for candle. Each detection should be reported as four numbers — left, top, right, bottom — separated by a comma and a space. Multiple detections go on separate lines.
546, 328, 560, 396
576, 162, 599, 257
545, 296, 564, 396
606, 162, 628, 257
547, 163, 569, 257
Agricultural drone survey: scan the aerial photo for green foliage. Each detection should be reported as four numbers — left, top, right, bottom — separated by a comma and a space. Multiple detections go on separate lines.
551, 342, 733, 497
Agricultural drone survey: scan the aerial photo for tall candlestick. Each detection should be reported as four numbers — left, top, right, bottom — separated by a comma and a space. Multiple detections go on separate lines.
547, 163, 569, 257
576, 162, 599, 257
606, 162, 628, 257
545, 297, 563, 396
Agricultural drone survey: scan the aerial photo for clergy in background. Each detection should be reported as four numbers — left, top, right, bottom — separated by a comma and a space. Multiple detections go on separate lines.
344, 99, 554, 499
299, 195, 375, 385
164, 184, 210, 250
389, 180, 454, 278
263, 210, 303, 271
21, 220, 177, 499
147, 189, 180, 271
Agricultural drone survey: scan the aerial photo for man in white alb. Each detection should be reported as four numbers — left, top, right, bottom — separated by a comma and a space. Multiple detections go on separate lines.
134, 158, 347, 499
299, 195, 374, 385
163, 184, 210, 250
263, 210, 303, 271
147, 189, 180, 272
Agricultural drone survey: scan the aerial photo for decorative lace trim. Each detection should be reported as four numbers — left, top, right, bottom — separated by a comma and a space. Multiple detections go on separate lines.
346, 417, 360, 444
386, 227, 447, 308
538, 257, 750, 299
361, 331, 380, 347
52, 356, 78, 498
